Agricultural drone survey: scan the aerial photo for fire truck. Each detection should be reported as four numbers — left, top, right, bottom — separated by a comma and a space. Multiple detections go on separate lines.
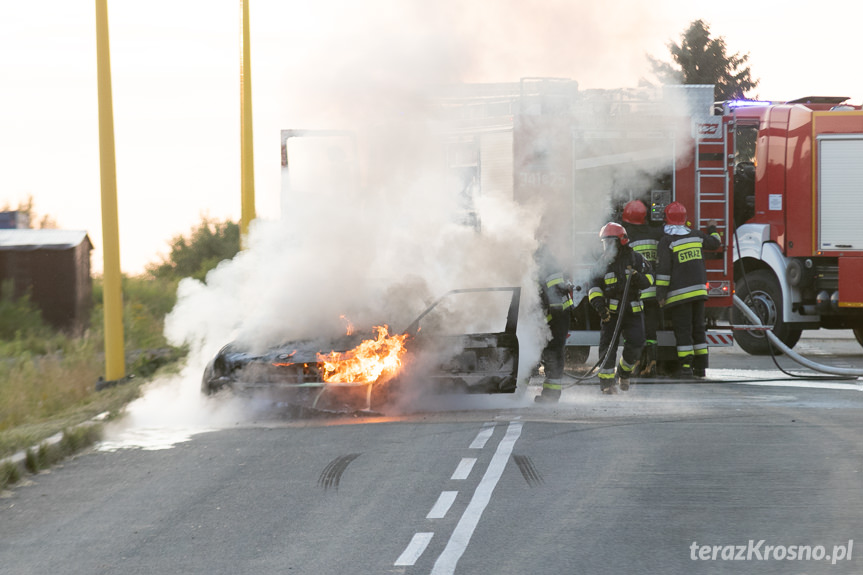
435, 79, 863, 360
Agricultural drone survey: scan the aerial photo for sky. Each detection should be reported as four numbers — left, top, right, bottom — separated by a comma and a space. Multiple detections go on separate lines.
1, 1, 862, 276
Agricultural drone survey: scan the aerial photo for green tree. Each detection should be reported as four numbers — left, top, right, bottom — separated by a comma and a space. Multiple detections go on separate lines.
647, 19, 759, 101
147, 216, 241, 282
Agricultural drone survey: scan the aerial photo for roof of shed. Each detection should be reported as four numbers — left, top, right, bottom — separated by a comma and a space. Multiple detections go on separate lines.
0, 229, 93, 251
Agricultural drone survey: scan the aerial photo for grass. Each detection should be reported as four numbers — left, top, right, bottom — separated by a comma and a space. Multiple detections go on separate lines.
0, 274, 187, 491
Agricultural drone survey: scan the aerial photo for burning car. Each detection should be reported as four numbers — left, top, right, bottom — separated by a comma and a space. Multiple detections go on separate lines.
201, 287, 521, 412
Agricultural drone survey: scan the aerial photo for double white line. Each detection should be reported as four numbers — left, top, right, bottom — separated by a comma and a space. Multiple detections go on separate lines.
394, 419, 524, 573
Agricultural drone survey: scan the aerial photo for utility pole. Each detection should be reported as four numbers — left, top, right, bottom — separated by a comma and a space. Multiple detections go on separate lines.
95, 0, 125, 383
240, 0, 256, 245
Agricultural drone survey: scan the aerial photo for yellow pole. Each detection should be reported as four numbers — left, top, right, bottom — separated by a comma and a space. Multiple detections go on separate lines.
240, 0, 256, 244
95, 0, 125, 382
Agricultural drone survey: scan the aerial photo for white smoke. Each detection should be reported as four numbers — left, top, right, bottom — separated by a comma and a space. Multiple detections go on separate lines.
136, 2, 701, 424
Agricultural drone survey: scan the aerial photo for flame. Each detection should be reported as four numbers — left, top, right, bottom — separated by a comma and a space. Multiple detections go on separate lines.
340, 314, 354, 335
317, 325, 408, 384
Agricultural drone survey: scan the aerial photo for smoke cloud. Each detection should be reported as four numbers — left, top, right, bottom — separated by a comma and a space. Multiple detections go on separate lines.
112, 1, 703, 431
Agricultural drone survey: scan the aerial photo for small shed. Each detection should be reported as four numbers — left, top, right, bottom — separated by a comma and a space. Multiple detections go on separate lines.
0, 229, 93, 333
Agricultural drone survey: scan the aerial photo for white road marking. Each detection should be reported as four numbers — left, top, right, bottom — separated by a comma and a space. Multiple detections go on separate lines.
469, 422, 495, 449
431, 421, 523, 575
728, 379, 863, 391
427, 491, 458, 519
394, 532, 434, 566
451, 457, 477, 480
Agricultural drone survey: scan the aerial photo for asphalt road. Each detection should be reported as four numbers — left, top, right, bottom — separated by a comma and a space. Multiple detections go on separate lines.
2, 332, 863, 575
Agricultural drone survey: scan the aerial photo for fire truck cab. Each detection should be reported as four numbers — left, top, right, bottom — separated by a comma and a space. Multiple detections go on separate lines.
698, 96, 863, 354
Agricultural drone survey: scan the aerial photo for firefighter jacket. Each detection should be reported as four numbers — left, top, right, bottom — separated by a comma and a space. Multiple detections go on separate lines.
535, 243, 574, 317
655, 225, 722, 308
621, 221, 664, 302
588, 247, 653, 315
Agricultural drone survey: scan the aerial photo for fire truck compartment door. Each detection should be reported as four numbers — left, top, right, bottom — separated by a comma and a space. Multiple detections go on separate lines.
818, 135, 863, 252
838, 257, 863, 307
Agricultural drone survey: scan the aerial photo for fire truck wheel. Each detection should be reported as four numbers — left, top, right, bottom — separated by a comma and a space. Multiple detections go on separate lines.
853, 328, 863, 348
732, 269, 802, 355
565, 346, 590, 366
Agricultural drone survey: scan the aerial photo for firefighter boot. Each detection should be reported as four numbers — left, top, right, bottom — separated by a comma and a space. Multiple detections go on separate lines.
599, 374, 617, 395
678, 359, 694, 379
617, 369, 631, 392
535, 380, 562, 403
639, 343, 657, 378
693, 354, 708, 378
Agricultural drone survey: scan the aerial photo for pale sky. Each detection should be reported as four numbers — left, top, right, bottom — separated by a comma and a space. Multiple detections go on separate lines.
1, 1, 861, 275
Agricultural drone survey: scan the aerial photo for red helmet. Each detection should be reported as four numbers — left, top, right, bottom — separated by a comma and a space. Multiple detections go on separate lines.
664, 201, 687, 226
599, 222, 629, 246
622, 200, 647, 225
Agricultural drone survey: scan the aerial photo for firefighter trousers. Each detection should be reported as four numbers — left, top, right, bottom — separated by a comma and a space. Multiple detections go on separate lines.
668, 300, 708, 374
598, 310, 645, 387
540, 307, 570, 398
639, 299, 660, 376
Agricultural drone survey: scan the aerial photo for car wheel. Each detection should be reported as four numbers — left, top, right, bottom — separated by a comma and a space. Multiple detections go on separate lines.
732, 269, 802, 355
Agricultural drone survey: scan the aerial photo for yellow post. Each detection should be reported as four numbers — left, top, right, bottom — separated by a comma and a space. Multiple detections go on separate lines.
95, 0, 125, 382
240, 0, 256, 244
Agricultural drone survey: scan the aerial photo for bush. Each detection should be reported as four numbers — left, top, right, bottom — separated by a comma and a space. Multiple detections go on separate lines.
0, 280, 50, 342
147, 216, 240, 282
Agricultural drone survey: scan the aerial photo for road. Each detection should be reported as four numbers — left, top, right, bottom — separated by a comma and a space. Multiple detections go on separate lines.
2, 332, 862, 574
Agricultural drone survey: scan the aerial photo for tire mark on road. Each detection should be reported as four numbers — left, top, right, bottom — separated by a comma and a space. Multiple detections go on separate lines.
318, 453, 361, 491
513, 454, 544, 487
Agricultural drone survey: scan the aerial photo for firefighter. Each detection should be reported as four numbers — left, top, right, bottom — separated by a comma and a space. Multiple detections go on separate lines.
534, 230, 573, 404
620, 199, 662, 377
655, 202, 722, 377
588, 222, 653, 394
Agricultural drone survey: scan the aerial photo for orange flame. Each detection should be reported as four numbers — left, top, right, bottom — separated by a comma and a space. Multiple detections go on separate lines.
317, 325, 408, 384
340, 314, 354, 336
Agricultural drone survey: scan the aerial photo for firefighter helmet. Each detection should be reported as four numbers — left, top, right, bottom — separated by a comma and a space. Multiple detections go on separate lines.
622, 200, 647, 225
599, 222, 629, 246
664, 201, 687, 226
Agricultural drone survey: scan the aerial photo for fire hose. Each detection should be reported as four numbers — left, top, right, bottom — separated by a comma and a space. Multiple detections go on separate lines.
561, 272, 632, 388
732, 226, 862, 380
732, 294, 863, 379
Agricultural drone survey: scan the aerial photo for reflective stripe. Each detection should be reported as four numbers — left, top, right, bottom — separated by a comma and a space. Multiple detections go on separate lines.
542, 381, 563, 391
665, 288, 709, 305
670, 236, 704, 249
545, 272, 565, 288
630, 240, 658, 263
694, 343, 708, 355
619, 357, 636, 372
656, 274, 671, 287
598, 368, 615, 380
604, 272, 618, 285
588, 288, 604, 301
671, 238, 703, 265
676, 345, 694, 359
640, 286, 657, 299
549, 300, 574, 310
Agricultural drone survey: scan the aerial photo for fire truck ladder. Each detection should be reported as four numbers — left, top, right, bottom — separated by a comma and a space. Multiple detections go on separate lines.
695, 118, 730, 277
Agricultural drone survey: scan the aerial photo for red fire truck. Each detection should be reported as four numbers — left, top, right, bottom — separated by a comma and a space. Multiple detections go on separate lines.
437, 79, 863, 358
